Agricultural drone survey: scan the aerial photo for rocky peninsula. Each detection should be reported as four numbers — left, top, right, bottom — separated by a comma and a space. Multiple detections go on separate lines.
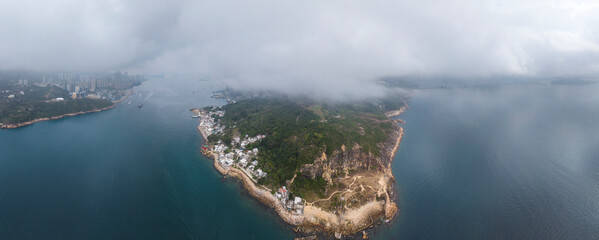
192, 97, 407, 238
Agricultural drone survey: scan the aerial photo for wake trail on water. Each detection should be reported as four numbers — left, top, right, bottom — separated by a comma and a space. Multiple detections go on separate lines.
140, 90, 158, 106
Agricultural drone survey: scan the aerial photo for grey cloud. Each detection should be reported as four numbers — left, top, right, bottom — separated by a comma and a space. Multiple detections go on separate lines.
1, 0, 599, 99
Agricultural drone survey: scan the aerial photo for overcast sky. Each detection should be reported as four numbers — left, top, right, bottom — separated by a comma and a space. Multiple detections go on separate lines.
1, 0, 598, 98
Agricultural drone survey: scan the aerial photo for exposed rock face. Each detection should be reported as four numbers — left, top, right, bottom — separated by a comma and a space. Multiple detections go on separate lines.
301, 144, 380, 184
296, 119, 403, 235
195, 104, 407, 237
300, 119, 402, 182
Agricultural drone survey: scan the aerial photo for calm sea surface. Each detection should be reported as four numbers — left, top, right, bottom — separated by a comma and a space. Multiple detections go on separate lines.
1, 79, 598, 239
0, 78, 293, 239
374, 84, 599, 239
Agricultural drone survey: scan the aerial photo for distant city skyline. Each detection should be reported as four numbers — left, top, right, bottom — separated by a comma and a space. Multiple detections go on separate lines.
0, 70, 144, 102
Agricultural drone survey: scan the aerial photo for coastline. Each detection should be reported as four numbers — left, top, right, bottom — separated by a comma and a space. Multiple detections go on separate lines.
0, 105, 116, 129
1, 90, 133, 129
385, 104, 409, 118
197, 124, 305, 226
113, 90, 134, 103
383, 124, 403, 220
196, 109, 406, 237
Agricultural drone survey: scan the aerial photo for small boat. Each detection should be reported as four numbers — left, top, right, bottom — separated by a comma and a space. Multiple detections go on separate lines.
192, 114, 200, 118
138, 104, 143, 108
128, 101, 132, 104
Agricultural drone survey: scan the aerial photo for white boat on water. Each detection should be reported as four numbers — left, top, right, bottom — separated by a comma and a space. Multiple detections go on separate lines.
128, 101, 132, 104
191, 114, 200, 118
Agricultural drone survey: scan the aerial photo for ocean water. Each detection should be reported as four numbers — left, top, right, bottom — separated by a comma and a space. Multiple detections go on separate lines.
1, 79, 599, 240
374, 84, 599, 239
0, 78, 293, 239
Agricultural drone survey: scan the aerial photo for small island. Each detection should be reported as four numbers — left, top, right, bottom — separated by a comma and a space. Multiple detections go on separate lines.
192, 96, 408, 238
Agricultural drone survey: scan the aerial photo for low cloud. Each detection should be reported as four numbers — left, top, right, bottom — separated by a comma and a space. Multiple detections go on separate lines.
2, 0, 599, 98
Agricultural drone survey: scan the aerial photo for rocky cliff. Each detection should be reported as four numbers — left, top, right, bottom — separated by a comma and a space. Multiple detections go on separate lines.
296, 118, 403, 236
300, 118, 401, 183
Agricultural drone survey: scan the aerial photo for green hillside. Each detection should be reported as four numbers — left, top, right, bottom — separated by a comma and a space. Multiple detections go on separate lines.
207, 97, 403, 196
0, 85, 113, 125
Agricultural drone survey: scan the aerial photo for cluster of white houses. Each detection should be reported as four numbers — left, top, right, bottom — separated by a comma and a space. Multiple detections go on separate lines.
198, 107, 267, 179
212, 135, 268, 180
199, 106, 304, 215
197, 107, 225, 136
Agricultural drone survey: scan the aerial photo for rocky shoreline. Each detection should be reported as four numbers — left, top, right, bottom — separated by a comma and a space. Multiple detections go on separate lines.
196, 109, 406, 238
385, 104, 409, 118
198, 125, 305, 224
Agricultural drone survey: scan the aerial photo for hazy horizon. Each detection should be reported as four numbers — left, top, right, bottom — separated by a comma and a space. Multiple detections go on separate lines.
2, 0, 599, 99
